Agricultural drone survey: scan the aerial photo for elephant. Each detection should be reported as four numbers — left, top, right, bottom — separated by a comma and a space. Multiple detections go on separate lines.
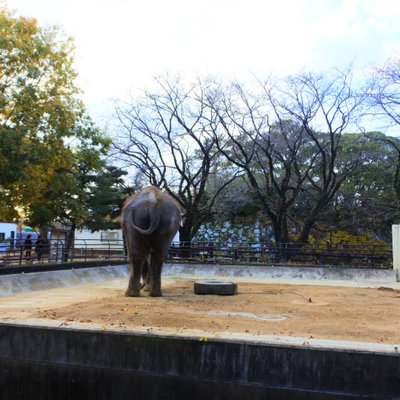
121, 186, 181, 297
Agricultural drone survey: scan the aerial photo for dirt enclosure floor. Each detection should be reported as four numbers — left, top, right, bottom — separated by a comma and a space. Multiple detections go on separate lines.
0, 276, 399, 345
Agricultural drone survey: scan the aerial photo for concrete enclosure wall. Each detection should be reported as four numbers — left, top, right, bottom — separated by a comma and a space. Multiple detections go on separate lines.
164, 263, 397, 283
0, 264, 129, 297
0, 324, 399, 399
0, 263, 397, 297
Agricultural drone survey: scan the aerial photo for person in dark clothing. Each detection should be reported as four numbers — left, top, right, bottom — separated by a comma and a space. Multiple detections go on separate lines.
35, 235, 44, 261
24, 234, 33, 259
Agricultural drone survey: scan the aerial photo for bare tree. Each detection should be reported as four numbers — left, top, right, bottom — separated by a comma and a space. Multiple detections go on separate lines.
113, 76, 238, 242
365, 57, 400, 207
206, 69, 364, 244
113, 70, 365, 245
279, 70, 365, 243
365, 57, 400, 127
206, 80, 312, 244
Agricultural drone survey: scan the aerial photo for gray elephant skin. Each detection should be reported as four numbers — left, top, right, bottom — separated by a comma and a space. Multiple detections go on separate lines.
121, 186, 181, 297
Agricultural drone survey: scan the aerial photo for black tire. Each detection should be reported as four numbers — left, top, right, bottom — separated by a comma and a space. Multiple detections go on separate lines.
194, 280, 238, 295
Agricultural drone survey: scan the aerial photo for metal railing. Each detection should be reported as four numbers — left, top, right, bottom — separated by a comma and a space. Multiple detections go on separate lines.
171, 241, 392, 268
0, 239, 392, 268
0, 238, 126, 266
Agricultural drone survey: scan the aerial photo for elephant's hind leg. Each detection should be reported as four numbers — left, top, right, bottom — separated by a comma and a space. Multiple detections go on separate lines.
148, 250, 166, 297
142, 254, 152, 292
126, 255, 144, 297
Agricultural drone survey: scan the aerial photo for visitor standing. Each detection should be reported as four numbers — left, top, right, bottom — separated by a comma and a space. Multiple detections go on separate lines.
35, 235, 44, 261
24, 234, 33, 259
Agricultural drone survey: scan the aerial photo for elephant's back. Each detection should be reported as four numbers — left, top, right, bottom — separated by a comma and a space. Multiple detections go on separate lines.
122, 187, 181, 237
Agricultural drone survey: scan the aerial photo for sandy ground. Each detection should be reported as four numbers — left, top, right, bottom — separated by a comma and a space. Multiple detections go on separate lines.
0, 276, 399, 345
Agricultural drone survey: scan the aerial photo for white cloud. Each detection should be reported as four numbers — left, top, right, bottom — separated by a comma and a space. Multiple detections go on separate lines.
5, 0, 400, 121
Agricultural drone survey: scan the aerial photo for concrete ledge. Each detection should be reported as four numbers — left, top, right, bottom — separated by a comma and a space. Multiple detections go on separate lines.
0, 323, 399, 399
0, 264, 129, 297
0, 260, 124, 276
164, 263, 397, 284
0, 263, 397, 297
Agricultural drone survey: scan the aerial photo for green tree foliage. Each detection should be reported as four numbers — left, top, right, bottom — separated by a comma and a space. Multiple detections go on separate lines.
0, 9, 78, 135
85, 165, 134, 232
0, 7, 110, 230
295, 132, 397, 242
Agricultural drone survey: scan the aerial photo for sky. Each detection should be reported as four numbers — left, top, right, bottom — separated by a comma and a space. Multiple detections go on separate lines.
5, 0, 400, 128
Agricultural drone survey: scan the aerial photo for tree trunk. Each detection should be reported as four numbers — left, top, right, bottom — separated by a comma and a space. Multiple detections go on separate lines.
297, 218, 316, 245
63, 224, 76, 262
38, 226, 49, 262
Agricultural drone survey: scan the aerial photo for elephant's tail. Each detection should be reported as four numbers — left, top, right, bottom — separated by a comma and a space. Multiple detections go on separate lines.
130, 209, 161, 236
